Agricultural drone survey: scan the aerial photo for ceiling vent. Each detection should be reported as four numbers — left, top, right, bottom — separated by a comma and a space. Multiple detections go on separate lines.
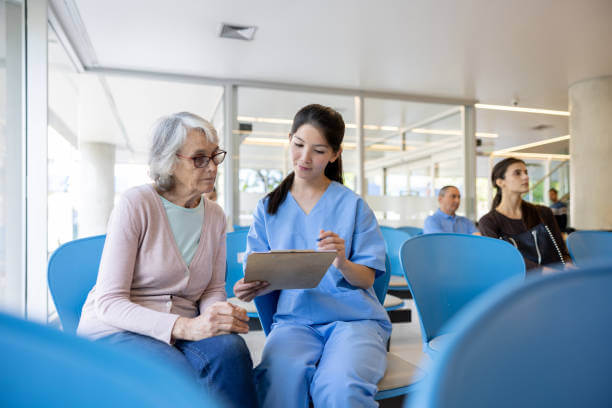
219, 23, 257, 41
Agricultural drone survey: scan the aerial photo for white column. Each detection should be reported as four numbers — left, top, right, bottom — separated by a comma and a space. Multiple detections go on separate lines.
223, 84, 239, 226
77, 142, 115, 237
569, 75, 612, 229
2, 0, 25, 316
543, 159, 551, 206
354, 96, 365, 196
429, 161, 436, 197
461, 105, 477, 220
25, 0, 48, 322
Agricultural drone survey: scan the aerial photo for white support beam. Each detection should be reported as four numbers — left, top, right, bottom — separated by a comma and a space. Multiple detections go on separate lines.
354, 96, 365, 196
544, 158, 551, 206
462, 105, 477, 221
3, 0, 26, 316
25, 0, 48, 322
87, 66, 477, 107
223, 84, 239, 226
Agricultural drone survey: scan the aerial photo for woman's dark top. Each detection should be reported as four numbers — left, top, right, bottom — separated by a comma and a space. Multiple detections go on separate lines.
478, 201, 571, 269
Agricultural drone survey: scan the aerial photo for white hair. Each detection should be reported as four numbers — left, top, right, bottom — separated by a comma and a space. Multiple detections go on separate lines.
148, 112, 218, 191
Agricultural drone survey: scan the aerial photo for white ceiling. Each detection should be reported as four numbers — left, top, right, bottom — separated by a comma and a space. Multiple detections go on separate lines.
48, 0, 611, 162
72, 0, 612, 109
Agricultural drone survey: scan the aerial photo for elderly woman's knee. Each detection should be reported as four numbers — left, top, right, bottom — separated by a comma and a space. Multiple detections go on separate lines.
191, 334, 251, 364
215, 334, 250, 358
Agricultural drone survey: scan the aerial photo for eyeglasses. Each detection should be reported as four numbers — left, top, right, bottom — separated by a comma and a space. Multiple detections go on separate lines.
176, 150, 227, 168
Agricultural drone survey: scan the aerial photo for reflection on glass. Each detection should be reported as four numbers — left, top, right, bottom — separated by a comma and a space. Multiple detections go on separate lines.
0, 0, 24, 314
237, 88, 356, 226
363, 98, 465, 228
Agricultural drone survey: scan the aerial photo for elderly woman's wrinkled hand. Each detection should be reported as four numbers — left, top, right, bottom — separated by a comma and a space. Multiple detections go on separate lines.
172, 301, 249, 341
233, 278, 271, 302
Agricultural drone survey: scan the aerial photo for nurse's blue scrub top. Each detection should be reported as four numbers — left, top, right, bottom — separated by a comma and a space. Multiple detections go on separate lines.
245, 181, 391, 331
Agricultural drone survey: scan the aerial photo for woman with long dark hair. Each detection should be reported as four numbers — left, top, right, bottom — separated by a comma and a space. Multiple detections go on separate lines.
479, 157, 570, 270
233, 104, 390, 407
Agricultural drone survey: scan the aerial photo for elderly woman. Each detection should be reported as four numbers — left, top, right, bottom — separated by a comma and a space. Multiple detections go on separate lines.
77, 112, 257, 408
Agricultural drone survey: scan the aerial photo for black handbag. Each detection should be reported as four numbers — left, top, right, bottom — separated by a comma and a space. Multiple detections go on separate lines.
501, 222, 566, 267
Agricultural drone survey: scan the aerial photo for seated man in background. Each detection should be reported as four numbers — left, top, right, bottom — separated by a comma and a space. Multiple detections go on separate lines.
424, 185, 480, 235
548, 188, 568, 231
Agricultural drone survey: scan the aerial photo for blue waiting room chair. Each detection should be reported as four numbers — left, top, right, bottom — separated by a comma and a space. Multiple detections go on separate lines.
397, 226, 423, 236
48, 234, 106, 334
379, 226, 413, 292
225, 229, 259, 318
254, 256, 425, 401
566, 230, 612, 266
0, 311, 219, 407
408, 261, 612, 408
399, 233, 525, 356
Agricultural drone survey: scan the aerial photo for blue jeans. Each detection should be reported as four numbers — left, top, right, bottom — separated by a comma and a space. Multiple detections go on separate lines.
102, 331, 258, 408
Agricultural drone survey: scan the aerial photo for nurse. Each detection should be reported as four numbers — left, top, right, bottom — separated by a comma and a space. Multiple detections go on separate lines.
233, 104, 391, 407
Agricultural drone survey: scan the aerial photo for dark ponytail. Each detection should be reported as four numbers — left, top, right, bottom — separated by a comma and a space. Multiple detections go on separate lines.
266, 104, 345, 215
491, 157, 525, 210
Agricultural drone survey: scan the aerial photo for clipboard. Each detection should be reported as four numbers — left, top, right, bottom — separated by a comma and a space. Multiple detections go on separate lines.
244, 250, 337, 290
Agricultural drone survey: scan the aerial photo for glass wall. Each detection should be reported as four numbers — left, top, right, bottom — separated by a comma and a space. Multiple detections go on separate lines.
0, 0, 24, 315
236, 87, 356, 225
363, 98, 465, 227
48, 42, 225, 252
47, 27, 224, 322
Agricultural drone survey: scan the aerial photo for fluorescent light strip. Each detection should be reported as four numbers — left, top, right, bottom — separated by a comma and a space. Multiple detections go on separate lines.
237, 116, 292, 125
241, 137, 408, 152
234, 130, 288, 137
492, 152, 570, 161
238, 116, 498, 138
242, 137, 288, 146
493, 135, 570, 154
475, 132, 499, 138
238, 116, 401, 131
411, 128, 498, 138
475, 104, 569, 116
411, 128, 461, 136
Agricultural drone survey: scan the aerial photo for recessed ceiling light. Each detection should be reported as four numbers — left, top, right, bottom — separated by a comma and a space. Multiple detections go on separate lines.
219, 23, 257, 41
492, 135, 570, 155
475, 104, 569, 116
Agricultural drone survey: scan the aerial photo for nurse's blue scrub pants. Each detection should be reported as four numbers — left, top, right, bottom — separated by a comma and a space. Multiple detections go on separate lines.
255, 320, 389, 408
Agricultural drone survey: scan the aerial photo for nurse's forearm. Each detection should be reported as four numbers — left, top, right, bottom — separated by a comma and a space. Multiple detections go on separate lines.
337, 261, 375, 289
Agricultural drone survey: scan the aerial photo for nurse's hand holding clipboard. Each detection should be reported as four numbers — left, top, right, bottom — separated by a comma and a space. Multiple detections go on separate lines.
317, 229, 376, 289
233, 279, 271, 302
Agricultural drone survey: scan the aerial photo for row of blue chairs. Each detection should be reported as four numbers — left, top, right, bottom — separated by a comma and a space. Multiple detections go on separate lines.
408, 260, 612, 407
44, 232, 422, 401
35, 229, 612, 405
40, 227, 421, 401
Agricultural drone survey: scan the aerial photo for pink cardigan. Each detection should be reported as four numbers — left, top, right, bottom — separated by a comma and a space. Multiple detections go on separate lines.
77, 184, 227, 344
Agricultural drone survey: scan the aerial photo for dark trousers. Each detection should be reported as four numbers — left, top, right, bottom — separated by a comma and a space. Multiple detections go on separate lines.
103, 331, 258, 408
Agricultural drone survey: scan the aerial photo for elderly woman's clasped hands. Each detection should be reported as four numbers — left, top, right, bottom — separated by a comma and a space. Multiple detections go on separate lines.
172, 301, 249, 340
